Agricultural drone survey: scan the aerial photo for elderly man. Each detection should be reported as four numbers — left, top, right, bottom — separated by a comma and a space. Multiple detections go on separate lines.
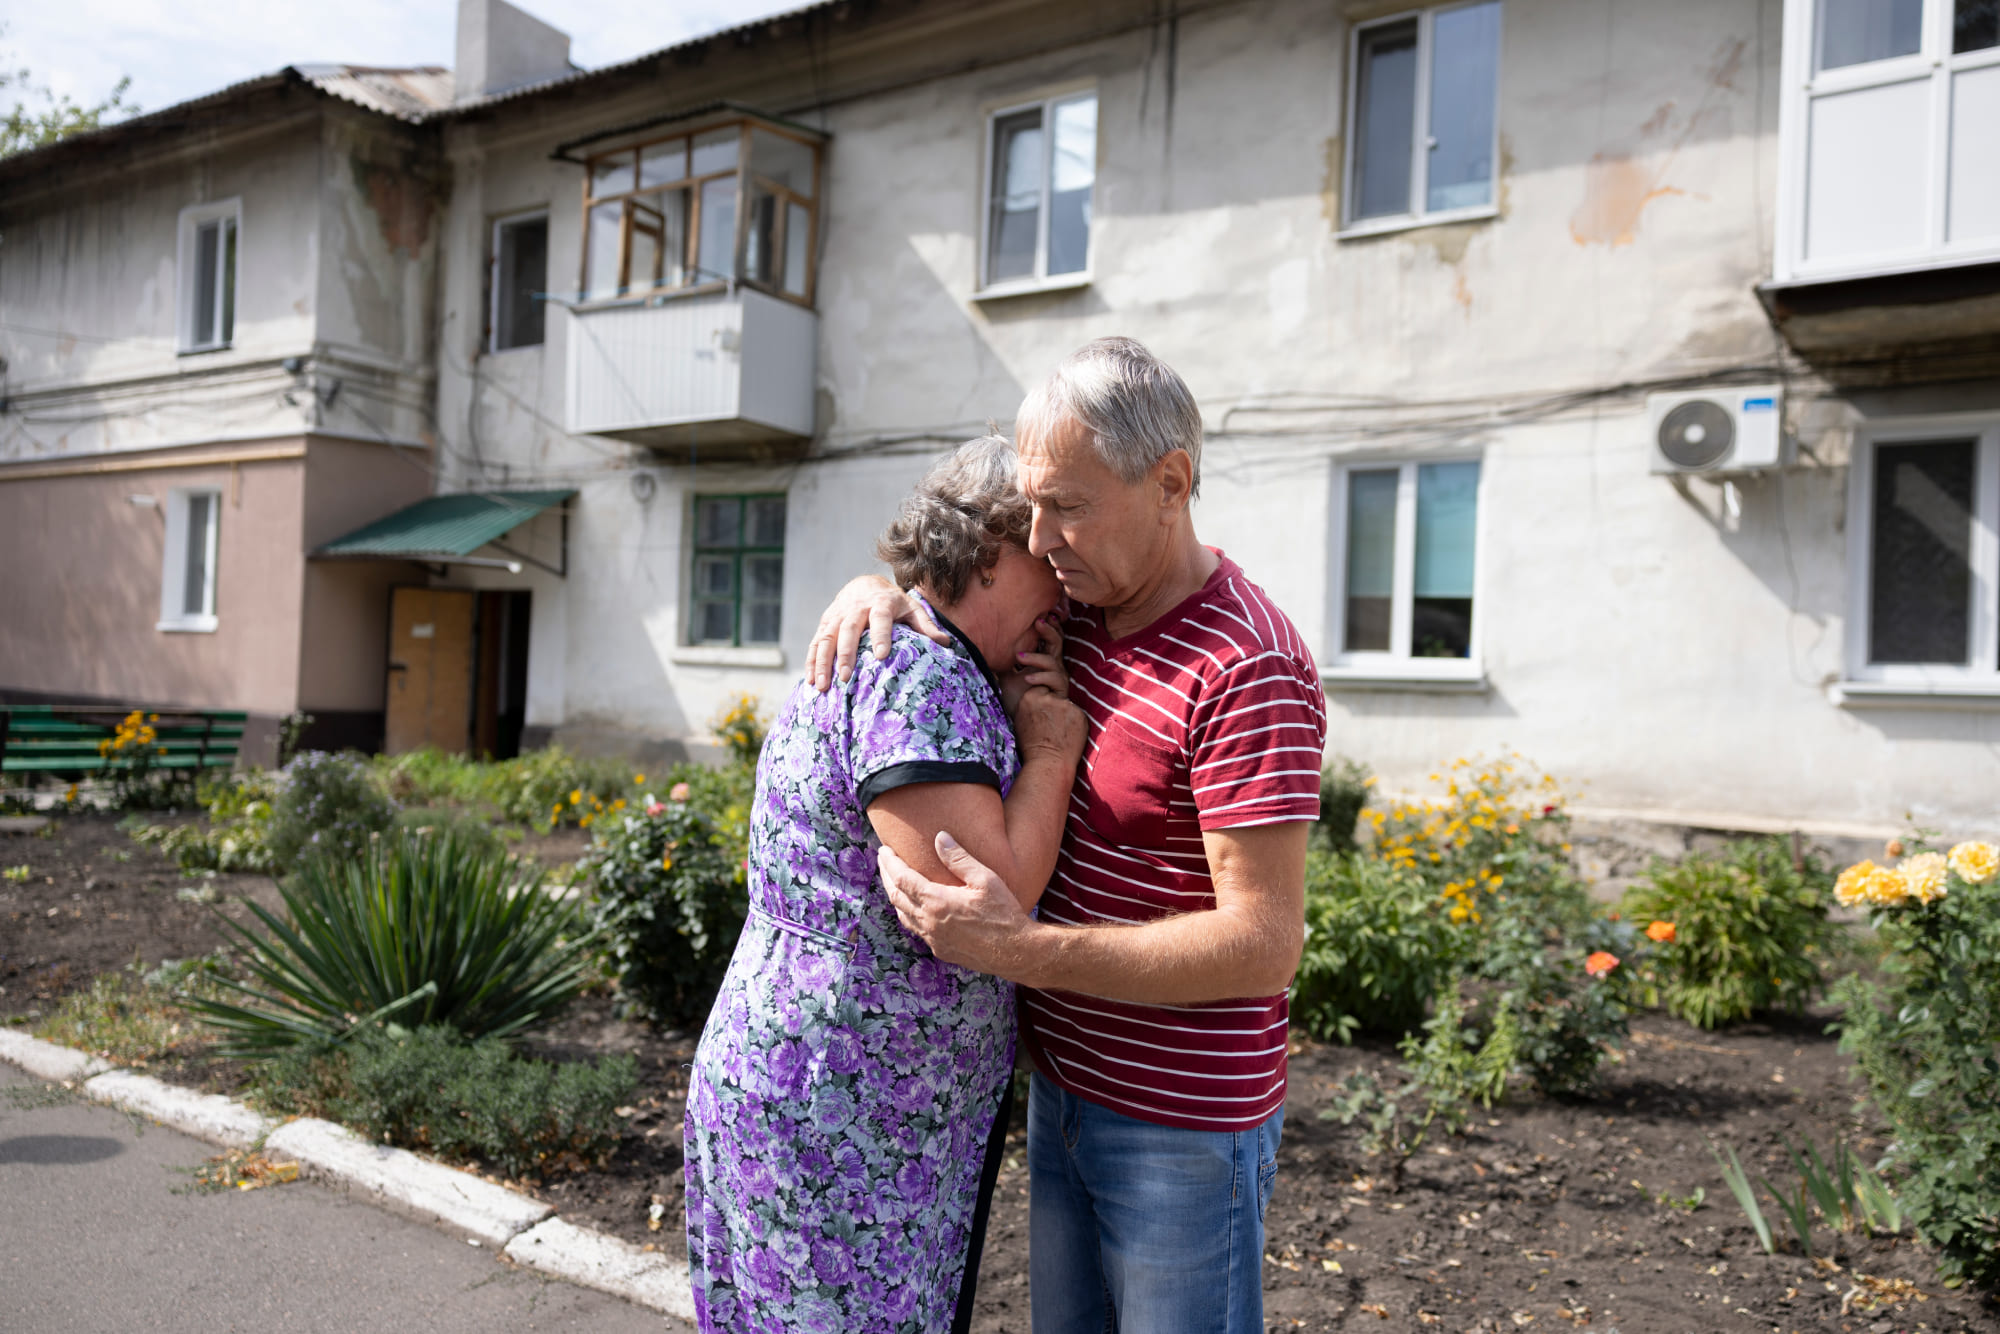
806, 337, 1327, 1333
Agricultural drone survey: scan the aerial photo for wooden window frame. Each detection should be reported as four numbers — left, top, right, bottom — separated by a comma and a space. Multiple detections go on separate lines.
1841, 413, 2000, 690
1339, 2, 1503, 239
976, 88, 1098, 297
1325, 453, 1487, 682
177, 199, 241, 354
688, 492, 787, 648
577, 117, 822, 311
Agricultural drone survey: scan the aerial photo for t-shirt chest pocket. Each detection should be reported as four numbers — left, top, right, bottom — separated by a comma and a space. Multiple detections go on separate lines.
1082, 719, 1185, 850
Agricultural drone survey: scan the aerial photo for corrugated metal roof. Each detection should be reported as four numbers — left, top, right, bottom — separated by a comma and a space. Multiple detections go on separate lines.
447, 0, 842, 112
294, 65, 456, 121
317, 490, 574, 559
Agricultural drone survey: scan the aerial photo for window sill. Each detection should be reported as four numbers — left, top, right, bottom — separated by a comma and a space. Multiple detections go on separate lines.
672, 644, 786, 669
971, 272, 1092, 303
1833, 680, 2000, 710
157, 617, 218, 634
176, 344, 233, 357
1321, 665, 1487, 693
1337, 205, 1499, 242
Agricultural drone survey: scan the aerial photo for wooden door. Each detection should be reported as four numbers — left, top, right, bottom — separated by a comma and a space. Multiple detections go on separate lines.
385, 587, 475, 755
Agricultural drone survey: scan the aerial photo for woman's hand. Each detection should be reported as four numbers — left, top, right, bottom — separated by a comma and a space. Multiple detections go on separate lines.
1001, 612, 1069, 718
1014, 686, 1086, 766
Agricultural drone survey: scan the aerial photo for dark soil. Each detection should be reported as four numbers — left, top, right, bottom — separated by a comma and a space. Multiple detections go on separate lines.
0, 812, 282, 1018
8, 812, 1999, 1332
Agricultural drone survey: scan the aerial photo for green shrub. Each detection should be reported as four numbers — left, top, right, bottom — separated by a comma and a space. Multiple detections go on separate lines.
1834, 837, 2000, 1290
581, 777, 749, 1027
1314, 757, 1373, 854
1293, 851, 1458, 1042
129, 771, 280, 874
1467, 906, 1638, 1097
255, 1025, 636, 1180
392, 804, 506, 860
264, 750, 398, 871
1622, 838, 1837, 1029
191, 828, 591, 1053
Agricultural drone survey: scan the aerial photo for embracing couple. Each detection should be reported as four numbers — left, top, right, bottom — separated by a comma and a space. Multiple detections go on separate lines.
683, 338, 1329, 1333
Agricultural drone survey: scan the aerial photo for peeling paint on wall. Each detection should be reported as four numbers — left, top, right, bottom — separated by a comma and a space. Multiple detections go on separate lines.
351, 153, 440, 259
1569, 154, 1685, 248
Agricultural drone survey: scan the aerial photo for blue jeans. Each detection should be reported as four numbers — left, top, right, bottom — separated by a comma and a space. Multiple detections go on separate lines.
1027, 1074, 1282, 1334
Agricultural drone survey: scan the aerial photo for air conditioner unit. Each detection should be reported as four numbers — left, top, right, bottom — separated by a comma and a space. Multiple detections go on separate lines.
1646, 386, 1785, 474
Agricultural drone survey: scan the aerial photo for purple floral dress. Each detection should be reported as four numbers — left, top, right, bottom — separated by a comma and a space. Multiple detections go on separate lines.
684, 617, 1019, 1334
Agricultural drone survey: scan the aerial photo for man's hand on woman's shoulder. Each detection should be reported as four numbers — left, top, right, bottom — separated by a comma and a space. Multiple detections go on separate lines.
807, 575, 951, 690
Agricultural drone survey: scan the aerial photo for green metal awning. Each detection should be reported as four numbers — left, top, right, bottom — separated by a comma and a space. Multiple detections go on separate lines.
316, 490, 574, 576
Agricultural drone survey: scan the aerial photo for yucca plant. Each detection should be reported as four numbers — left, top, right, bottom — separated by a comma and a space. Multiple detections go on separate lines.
190, 828, 592, 1055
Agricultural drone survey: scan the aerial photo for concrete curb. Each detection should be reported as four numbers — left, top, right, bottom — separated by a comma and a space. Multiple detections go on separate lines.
266, 1117, 554, 1247
0, 1029, 110, 1082
1, 1030, 693, 1327
505, 1217, 698, 1321
82, 1068, 275, 1149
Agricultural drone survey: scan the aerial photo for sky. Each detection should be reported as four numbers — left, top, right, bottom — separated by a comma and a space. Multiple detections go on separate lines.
3, 0, 805, 117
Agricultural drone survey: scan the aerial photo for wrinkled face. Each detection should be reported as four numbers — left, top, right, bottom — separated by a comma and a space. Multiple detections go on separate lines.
957, 543, 1064, 667
1017, 416, 1168, 611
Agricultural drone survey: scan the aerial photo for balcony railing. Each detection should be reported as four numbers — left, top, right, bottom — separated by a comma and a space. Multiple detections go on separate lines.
563, 286, 816, 453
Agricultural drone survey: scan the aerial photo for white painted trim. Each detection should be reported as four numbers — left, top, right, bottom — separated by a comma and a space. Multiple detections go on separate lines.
175, 198, 241, 354
977, 87, 1098, 292
1321, 667, 1488, 693
1341, 1, 1504, 233
1834, 680, 2000, 709
1843, 414, 2000, 686
670, 644, 786, 669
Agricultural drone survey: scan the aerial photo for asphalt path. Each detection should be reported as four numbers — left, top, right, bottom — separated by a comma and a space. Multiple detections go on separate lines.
0, 1065, 672, 1332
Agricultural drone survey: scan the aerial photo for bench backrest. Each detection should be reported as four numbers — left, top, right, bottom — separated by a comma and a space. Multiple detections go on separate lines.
0, 706, 248, 776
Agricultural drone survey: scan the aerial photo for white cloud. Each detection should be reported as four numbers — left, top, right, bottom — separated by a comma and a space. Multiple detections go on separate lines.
4, 0, 807, 118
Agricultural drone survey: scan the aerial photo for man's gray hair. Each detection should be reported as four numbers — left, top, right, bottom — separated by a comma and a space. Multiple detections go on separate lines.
875, 434, 1032, 602
1015, 336, 1203, 498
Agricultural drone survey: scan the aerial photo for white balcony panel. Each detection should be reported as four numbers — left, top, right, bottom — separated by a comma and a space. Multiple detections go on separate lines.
1804, 77, 1930, 265
564, 288, 816, 452
1949, 63, 2000, 246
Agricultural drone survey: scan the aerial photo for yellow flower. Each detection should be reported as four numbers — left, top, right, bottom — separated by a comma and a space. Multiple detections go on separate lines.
1834, 860, 1878, 907
1947, 840, 1997, 885
633, 773, 647, 785
570, 789, 584, 806
579, 813, 594, 829
661, 853, 674, 871
612, 799, 627, 811
1897, 852, 1949, 905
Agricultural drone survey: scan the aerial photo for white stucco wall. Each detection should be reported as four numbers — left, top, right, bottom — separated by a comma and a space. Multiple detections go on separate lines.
429, 0, 1999, 830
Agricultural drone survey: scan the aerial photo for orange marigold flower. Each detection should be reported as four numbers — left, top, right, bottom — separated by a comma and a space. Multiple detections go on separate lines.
1584, 951, 1620, 978
1645, 920, 1676, 944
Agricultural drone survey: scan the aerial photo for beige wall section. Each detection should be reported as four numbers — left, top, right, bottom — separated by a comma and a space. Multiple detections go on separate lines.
296, 436, 435, 713
0, 441, 308, 715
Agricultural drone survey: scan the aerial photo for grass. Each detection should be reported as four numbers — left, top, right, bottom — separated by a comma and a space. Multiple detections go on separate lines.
32, 967, 216, 1065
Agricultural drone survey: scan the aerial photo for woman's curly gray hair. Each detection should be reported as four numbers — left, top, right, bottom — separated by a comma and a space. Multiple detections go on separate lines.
875, 435, 1031, 603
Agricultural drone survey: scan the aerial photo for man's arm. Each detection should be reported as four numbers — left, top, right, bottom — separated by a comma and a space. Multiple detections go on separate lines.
805, 575, 950, 690
879, 820, 1308, 1003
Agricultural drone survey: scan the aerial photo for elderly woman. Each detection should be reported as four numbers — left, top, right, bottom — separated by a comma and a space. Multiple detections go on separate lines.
683, 435, 1085, 1334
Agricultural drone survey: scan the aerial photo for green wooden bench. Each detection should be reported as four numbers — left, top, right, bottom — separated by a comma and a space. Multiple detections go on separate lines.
0, 705, 247, 781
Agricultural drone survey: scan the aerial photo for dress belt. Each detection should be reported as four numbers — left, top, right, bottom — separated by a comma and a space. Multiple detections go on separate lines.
746, 901, 856, 955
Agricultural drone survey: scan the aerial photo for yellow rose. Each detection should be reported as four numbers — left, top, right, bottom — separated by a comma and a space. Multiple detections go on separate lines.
1897, 852, 1949, 905
1947, 840, 1998, 886
1834, 860, 1877, 907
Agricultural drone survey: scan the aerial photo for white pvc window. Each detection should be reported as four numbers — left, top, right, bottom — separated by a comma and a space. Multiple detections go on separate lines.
178, 200, 240, 353
1776, 0, 2000, 280
1844, 417, 2000, 687
1344, 3, 1502, 233
159, 488, 222, 633
981, 91, 1097, 291
1331, 458, 1484, 675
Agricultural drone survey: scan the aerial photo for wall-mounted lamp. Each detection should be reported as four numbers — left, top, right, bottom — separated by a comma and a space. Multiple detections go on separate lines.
127, 494, 158, 508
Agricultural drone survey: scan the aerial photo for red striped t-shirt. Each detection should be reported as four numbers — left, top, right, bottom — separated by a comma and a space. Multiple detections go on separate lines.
1019, 551, 1328, 1131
